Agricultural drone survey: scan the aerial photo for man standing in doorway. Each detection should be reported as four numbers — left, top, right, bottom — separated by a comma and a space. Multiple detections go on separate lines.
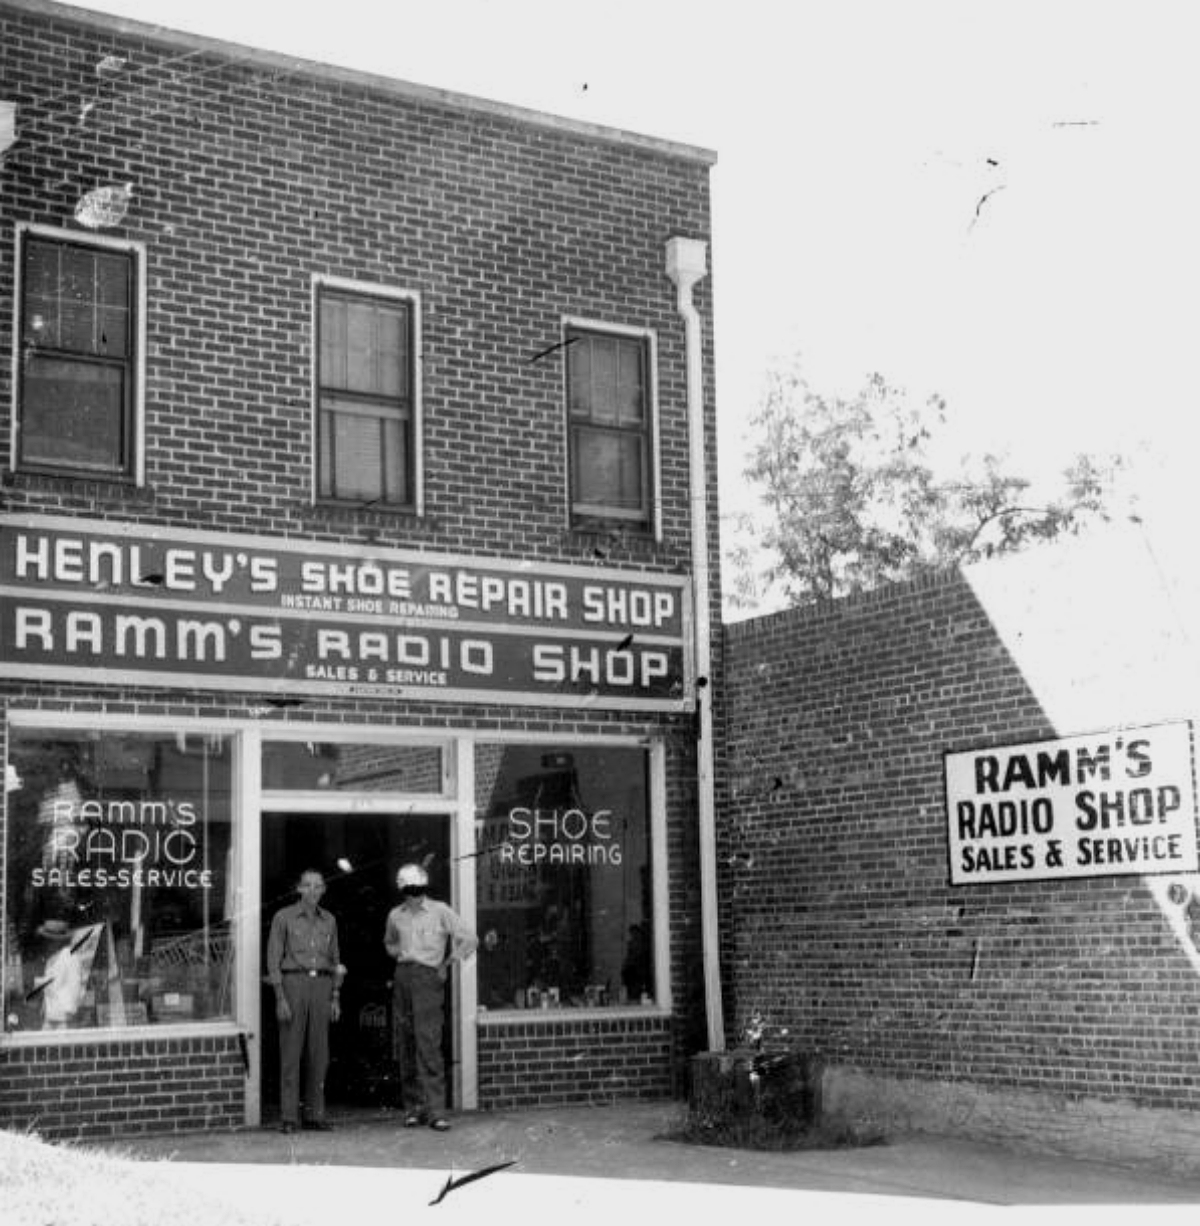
385, 862, 477, 1131
267, 869, 344, 1134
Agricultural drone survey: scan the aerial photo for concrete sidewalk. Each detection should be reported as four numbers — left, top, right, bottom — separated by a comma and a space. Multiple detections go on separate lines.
100, 1100, 1200, 1207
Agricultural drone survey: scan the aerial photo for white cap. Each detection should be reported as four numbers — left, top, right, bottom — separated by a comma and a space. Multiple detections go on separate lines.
396, 863, 429, 889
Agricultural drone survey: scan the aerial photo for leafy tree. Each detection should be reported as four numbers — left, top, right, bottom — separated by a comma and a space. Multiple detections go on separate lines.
728, 360, 1132, 610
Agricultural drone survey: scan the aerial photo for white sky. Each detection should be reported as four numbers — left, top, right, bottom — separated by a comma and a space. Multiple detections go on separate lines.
56, 0, 1200, 543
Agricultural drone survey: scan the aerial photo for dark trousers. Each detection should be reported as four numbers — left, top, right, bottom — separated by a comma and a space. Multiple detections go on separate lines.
392, 962, 446, 1115
278, 973, 333, 1124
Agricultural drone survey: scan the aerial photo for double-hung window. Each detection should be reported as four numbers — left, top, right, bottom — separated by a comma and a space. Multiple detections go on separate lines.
17, 231, 138, 479
316, 284, 415, 507
565, 324, 654, 530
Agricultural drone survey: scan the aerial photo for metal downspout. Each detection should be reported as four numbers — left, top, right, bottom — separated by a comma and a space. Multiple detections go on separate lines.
666, 236, 724, 1051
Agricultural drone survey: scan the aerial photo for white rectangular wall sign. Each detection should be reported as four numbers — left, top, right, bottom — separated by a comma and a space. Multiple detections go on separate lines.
945, 721, 1199, 885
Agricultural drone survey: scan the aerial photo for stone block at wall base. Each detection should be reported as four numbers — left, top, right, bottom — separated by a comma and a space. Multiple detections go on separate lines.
822, 1066, 1200, 1179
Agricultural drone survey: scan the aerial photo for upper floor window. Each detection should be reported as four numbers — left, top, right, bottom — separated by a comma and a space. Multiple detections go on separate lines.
565, 324, 654, 530
316, 284, 416, 508
17, 231, 138, 479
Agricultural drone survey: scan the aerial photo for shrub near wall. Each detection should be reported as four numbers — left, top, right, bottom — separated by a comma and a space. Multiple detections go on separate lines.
721, 566, 1200, 1173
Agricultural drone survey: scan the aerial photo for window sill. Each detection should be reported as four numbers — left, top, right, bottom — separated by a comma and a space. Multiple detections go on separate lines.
1, 1019, 243, 1047
476, 1006, 671, 1026
300, 500, 427, 534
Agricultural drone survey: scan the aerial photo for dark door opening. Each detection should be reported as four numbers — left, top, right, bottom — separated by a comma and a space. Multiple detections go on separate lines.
260, 811, 452, 1116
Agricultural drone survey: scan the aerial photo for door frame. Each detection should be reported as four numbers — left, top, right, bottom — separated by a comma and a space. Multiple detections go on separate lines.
240, 728, 471, 1127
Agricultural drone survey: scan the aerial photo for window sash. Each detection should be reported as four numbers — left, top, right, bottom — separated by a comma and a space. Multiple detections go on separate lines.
19, 236, 135, 478
316, 289, 413, 506
566, 329, 651, 524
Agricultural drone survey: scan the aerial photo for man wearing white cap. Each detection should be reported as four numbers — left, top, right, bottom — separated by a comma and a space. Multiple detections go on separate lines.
384, 862, 477, 1131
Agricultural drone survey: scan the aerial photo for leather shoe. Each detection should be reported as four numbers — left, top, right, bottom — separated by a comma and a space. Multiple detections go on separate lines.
279, 1121, 296, 1135
429, 1117, 451, 1132
404, 1111, 426, 1127
302, 1120, 333, 1132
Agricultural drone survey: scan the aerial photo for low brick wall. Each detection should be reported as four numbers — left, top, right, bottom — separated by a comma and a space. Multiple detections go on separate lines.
0, 1035, 245, 1140
477, 1014, 673, 1108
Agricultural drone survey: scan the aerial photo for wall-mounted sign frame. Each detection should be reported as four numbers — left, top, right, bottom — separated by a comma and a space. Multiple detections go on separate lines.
944, 720, 1199, 885
0, 515, 693, 712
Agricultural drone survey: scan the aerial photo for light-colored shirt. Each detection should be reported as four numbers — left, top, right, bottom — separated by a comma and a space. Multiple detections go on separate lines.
266, 902, 340, 986
384, 897, 477, 969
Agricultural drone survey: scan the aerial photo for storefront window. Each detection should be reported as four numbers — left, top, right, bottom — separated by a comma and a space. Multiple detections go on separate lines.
3, 729, 235, 1033
263, 741, 444, 792
474, 744, 653, 1011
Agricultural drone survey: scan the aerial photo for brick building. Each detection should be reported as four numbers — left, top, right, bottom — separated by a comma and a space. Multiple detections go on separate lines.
722, 530, 1200, 1175
0, 0, 722, 1138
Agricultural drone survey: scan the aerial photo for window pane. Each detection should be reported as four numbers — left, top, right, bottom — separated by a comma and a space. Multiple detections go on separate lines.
26, 243, 131, 358
374, 305, 406, 399
573, 425, 644, 516
22, 356, 125, 472
262, 742, 444, 792
23, 243, 63, 349
319, 398, 408, 504
3, 731, 235, 1033
474, 745, 653, 1011
568, 336, 592, 415
343, 301, 378, 395
319, 296, 348, 389
320, 293, 409, 400
589, 336, 619, 425
617, 340, 645, 424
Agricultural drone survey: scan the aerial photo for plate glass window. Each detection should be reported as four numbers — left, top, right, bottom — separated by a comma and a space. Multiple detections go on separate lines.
567, 328, 651, 528
317, 288, 413, 506
3, 730, 235, 1033
19, 235, 135, 477
474, 745, 654, 1010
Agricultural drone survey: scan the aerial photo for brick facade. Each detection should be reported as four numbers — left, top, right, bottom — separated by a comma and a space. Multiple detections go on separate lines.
0, 1034, 244, 1140
0, 0, 719, 1138
721, 557, 1200, 1167
478, 1015, 673, 1108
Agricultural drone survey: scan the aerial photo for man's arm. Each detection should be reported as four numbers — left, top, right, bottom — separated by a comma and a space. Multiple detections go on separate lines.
383, 908, 401, 959
329, 916, 343, 1023
444, 904, 478, 965
265, 909, 287, 986
266, 909, 292, 1022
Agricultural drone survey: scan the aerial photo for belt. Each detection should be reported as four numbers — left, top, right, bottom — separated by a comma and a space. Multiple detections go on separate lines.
282, 968, 333, 977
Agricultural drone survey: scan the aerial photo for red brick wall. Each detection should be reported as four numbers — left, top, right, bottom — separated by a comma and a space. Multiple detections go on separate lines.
721, 570, 1200, 1112
0, 1034, 244, 1139
478, 1015, 672, 1107
0, 1, 719, 1136
0, 2, 716, 559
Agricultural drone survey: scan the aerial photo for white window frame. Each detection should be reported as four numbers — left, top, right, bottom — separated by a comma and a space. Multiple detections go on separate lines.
311, 274, 423, 515
11, 223, 147, 485
562, 316, 661, 541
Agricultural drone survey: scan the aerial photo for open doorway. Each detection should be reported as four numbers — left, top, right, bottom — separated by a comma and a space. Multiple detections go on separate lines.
259, 811, 452, 1117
